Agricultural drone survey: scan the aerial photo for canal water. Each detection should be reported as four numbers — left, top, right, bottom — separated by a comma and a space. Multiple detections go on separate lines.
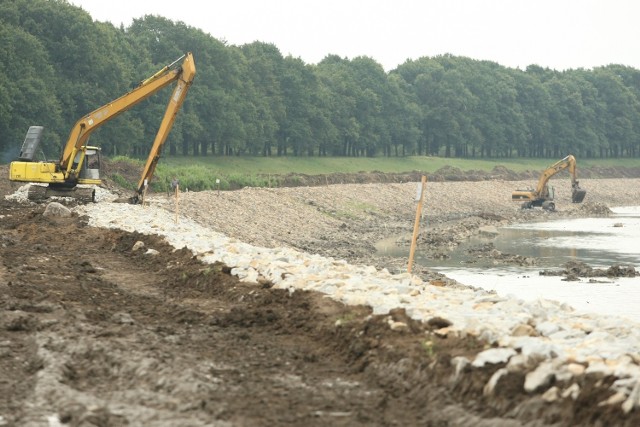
379, 207, 640, 323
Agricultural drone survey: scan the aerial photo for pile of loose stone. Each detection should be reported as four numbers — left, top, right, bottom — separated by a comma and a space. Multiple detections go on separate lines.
7, 181, 640, 415
71, 198, 640, 415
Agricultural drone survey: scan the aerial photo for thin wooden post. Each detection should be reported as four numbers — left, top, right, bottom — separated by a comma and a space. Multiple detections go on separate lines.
408, 175, 427, 274
174, 184, 179, 223
141, 179, 148, 208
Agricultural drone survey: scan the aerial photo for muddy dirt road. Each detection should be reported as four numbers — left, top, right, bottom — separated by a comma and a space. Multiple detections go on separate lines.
2, 165, 640, 426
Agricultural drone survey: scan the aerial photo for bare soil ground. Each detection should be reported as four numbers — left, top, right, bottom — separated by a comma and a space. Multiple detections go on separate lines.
2, 163, 640, 426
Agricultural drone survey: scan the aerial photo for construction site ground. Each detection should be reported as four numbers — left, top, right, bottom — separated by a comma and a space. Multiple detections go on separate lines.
1, 163, 640, 426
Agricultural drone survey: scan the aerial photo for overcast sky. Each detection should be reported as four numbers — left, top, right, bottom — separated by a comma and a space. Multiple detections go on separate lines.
69, 0, 640, 71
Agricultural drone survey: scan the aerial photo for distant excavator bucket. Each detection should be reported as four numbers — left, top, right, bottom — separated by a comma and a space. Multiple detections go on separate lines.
572, 187, 587, 203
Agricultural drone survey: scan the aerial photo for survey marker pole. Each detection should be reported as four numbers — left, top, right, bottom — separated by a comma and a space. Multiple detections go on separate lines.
174, 184, 179, 224
141, 179, 148, 208
408, 175, 427, 274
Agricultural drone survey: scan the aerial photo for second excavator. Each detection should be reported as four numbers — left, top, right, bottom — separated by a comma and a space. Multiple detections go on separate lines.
511, 155, 587, 211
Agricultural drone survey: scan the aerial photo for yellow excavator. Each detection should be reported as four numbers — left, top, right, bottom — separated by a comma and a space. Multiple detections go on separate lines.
511, 154, 587, 211
9, 52, 196, 203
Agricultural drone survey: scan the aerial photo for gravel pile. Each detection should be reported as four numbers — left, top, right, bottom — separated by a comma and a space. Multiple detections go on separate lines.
72, 177, 640, 417
8, 176, 639, 276
146, 178, 640, 272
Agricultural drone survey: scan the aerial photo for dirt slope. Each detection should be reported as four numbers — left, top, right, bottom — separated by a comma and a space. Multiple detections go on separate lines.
1, 165, 640, 426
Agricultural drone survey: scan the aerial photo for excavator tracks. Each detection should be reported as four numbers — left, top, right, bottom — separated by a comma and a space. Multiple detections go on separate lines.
27, 185, 95, 203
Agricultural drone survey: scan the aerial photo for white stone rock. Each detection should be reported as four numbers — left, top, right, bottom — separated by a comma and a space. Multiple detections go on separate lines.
72, 200, 640, 412
542, 386, 559, 402
599, 392, 626, 407
562, 383, 581, 400
511, 324, 536, 337
132, 241, 145, 251
450, 356, 470, 383
472, 348, 517, 368
613, 357, 640, 381
612, 377, 639, 395
585, 360, 614, 379
536, 321, 561, 336
506, 353, 529, 372
524, 361, 555, 393
389, 321, 409, 332
43, 202, 72, 217
484, 368, 509, 396
622, 381, 640, 414
566, 363, 586, 377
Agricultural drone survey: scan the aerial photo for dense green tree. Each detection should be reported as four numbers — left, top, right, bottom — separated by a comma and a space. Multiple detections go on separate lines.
512, 70, 553, 157
316, 56, 360, 156
561, 71, 602, 158
585, 68, 640, 157
2, 0, 640, 161
0, 23, 62, 157
126, 16, 196, 157
240, 42, 284, 155
395, 57, 447, 155
384, 74, 421, 156
279, 56, 319, 156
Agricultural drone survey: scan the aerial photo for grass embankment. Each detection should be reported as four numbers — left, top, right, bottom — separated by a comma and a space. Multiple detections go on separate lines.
109, 155, 640, 193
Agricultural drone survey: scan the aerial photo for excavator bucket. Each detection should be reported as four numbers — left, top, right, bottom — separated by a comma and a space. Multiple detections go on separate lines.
572, 187, 587, 203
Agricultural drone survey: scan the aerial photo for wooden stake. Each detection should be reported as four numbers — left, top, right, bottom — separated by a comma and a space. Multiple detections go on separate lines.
174, 184, 179, 223
408, 175, 427, 274
141, 180, 148, 208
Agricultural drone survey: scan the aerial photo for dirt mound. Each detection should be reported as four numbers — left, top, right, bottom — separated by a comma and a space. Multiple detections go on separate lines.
92, 159, 640, 192
254, 164, 640, 190
2, 164, 640, 425
576, 201, 614, 216
540, 260, 639, 281
2, 201, 634, 426
0, 198, 548, 426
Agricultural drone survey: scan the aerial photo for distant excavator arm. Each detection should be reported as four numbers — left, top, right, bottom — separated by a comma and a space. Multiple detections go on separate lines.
512, 154, 586, 210
533, 155, 579, 198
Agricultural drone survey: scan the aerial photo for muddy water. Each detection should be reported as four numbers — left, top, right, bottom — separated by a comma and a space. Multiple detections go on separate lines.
380, 207, 640, 322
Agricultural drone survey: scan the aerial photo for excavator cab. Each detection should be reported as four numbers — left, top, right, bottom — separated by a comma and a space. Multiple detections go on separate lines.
78, 147, 101, 181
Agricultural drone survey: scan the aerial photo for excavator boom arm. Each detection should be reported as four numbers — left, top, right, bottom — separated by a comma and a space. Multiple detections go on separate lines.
534, 155, 577, 196
136, 57, 195, 194
59, 53, 196, 178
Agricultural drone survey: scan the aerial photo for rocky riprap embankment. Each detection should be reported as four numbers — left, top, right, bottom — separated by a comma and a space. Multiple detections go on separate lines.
68, 176, 640, 418
8, 176, 640, 418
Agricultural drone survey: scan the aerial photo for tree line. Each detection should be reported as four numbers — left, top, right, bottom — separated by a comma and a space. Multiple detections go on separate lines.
1, 0, 640, 161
